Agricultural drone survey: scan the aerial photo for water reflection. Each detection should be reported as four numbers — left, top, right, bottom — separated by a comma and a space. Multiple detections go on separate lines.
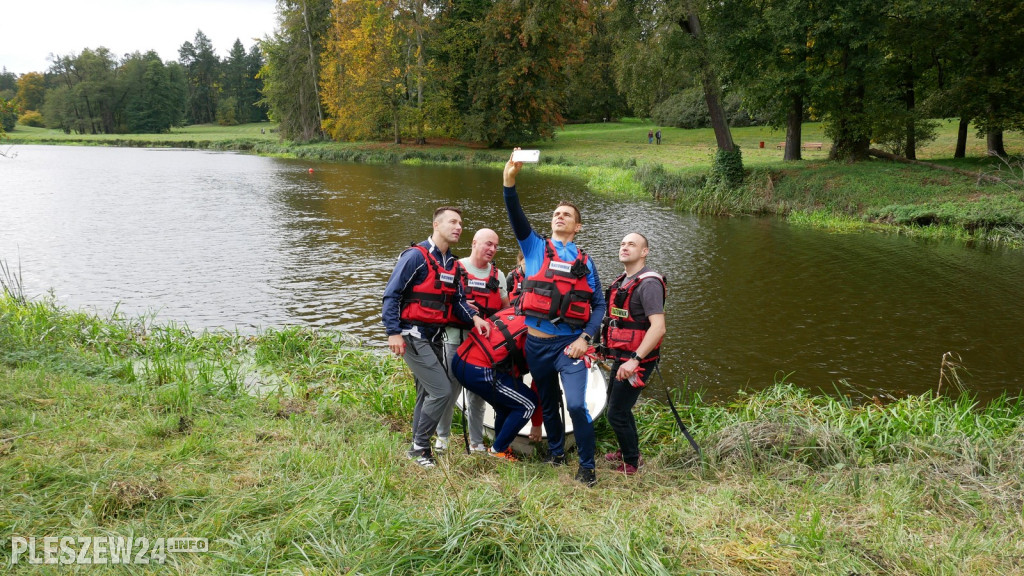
3, 145, 1024, 401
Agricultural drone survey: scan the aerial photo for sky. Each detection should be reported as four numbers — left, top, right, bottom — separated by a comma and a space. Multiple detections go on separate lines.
2, 0, 280, 75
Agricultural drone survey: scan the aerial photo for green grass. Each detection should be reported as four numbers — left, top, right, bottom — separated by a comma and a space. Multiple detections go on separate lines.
3, 294, 1024, 573
6, 119, 1024, 247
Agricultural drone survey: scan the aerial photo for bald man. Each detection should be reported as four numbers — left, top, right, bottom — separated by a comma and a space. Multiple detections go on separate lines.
436, 228, 510, 452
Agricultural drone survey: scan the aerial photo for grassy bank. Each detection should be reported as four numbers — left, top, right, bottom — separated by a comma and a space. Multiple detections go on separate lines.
3, 294, 1024, 574
6, 120, 1024, 247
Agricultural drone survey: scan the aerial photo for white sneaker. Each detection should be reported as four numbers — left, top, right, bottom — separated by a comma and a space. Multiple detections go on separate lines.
469, 443, 487, 453
434, 436, 449, 452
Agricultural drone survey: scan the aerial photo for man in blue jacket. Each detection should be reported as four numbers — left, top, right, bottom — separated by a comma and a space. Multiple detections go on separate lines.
502, 152, 607, 486
382, 206, 490, 469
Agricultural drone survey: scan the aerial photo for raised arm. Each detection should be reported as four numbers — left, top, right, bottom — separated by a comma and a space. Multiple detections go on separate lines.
503, 152, 533, 242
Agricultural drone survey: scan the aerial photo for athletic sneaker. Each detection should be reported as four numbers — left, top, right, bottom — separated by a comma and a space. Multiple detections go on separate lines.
434, 436, 449, 452
406, 447, 436, 469
488, 447, 519, 462
613, 462, 639, 476
605, 452, 645, 467
575, 466, 597, 487
469, 443, 487, 453
542, 453, 567, 466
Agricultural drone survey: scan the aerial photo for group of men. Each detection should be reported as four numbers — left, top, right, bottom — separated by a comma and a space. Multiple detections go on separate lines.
381, 151, 666, 487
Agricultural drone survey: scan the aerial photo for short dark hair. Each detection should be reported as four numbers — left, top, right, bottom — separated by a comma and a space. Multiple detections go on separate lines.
635, 232, 650, 249
556, 200, 581, 224
433, 206, 462, 222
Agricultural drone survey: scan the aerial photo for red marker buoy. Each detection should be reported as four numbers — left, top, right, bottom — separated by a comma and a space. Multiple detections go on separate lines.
308, 168, 314, 174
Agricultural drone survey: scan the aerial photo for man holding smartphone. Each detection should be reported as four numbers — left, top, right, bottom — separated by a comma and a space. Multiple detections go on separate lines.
502, 150, 607, 487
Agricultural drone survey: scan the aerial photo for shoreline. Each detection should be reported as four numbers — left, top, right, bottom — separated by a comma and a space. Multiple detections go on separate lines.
6, 121, 1024, 249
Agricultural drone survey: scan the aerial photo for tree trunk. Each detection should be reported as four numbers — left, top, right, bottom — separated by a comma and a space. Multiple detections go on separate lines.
987, 128, 1006, 157
828, 50, 870, 162
954, 116, 969, 159
301, 0, 324, 139
784, 93, 803, 161
904, 68, 916, 160
681, 9, 735, 152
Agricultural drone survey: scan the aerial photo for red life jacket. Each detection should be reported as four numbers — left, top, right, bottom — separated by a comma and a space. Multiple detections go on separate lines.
601, 271, 666, 363
507, 266, 525, 306
399, 245, 461, 326
517, 239, 594, 328
455, 261, 504, 326
460, 308, 529, 376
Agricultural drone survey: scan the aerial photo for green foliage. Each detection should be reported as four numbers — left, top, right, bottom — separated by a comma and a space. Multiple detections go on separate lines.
651, 88, 764, 129
0, 98, 17, 131
710, 145, 744, 187
465, 0, 591, 146
17, 110, 44, 127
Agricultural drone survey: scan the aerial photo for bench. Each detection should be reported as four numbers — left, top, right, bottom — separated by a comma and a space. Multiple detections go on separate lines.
775, 141, 824, 151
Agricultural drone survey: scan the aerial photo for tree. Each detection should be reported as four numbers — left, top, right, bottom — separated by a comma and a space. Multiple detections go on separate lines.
563, 0, 631, 123
321, 0, 408, 142
259, 0, 331, 140
465, 0, 591, 146
179, 30, 221, 124
47, 48, 123, 134
123, 51, 180, 133
15, 72, 47, 112
713, 0, 814, 161
0, 68, 16, 101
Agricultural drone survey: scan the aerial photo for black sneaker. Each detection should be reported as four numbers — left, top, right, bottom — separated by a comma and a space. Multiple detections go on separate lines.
542, 453, 567, 467
406, 447, 436, 469
575, 466, 597, 487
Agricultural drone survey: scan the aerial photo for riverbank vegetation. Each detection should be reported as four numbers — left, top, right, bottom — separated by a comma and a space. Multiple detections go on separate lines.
3, 292, 1024, 573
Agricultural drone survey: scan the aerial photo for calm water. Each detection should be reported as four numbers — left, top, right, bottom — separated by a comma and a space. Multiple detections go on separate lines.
2, 145, 1023, 401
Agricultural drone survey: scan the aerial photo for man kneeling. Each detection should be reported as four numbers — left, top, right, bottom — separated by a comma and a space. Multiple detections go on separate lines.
450, 308, 538, 460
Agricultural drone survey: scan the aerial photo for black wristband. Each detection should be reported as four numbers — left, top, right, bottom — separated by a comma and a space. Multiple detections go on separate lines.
629, 351, 643, 362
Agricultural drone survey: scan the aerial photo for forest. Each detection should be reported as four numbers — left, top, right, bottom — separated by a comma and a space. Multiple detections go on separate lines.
2, 0, 1022, 164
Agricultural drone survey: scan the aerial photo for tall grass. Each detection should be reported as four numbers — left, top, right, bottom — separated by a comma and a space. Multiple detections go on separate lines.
3, 293, 1024, 573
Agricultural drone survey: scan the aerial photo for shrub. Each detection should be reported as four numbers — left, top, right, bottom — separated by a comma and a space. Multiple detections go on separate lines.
18, 110, 44, 127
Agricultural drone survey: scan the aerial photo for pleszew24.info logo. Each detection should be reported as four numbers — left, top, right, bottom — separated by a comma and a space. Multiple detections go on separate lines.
10, 536, 208, 565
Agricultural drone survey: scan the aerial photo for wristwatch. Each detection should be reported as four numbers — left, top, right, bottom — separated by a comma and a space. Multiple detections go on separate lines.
580, 333, 593, 344
629, 351, 643, 362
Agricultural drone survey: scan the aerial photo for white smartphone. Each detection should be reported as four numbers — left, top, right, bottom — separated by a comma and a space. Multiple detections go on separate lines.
511, 149, 540, 163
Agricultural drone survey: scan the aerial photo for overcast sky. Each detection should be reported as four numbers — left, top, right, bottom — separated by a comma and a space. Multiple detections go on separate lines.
2, 0, 279, 75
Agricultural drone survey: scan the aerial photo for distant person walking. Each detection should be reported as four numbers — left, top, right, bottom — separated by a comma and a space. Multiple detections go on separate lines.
655, 129, 662, 145
647, 129, 654, 144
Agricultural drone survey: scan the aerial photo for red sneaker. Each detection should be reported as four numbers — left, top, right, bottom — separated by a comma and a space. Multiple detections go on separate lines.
604, 451, 622, 462
613, 462, 639, 475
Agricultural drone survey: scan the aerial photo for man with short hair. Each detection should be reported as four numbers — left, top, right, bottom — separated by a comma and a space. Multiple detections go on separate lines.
382, 207, 490, 469
601, 232, 667, 476
435, 228, 509, 453
502, 151, 607, 487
